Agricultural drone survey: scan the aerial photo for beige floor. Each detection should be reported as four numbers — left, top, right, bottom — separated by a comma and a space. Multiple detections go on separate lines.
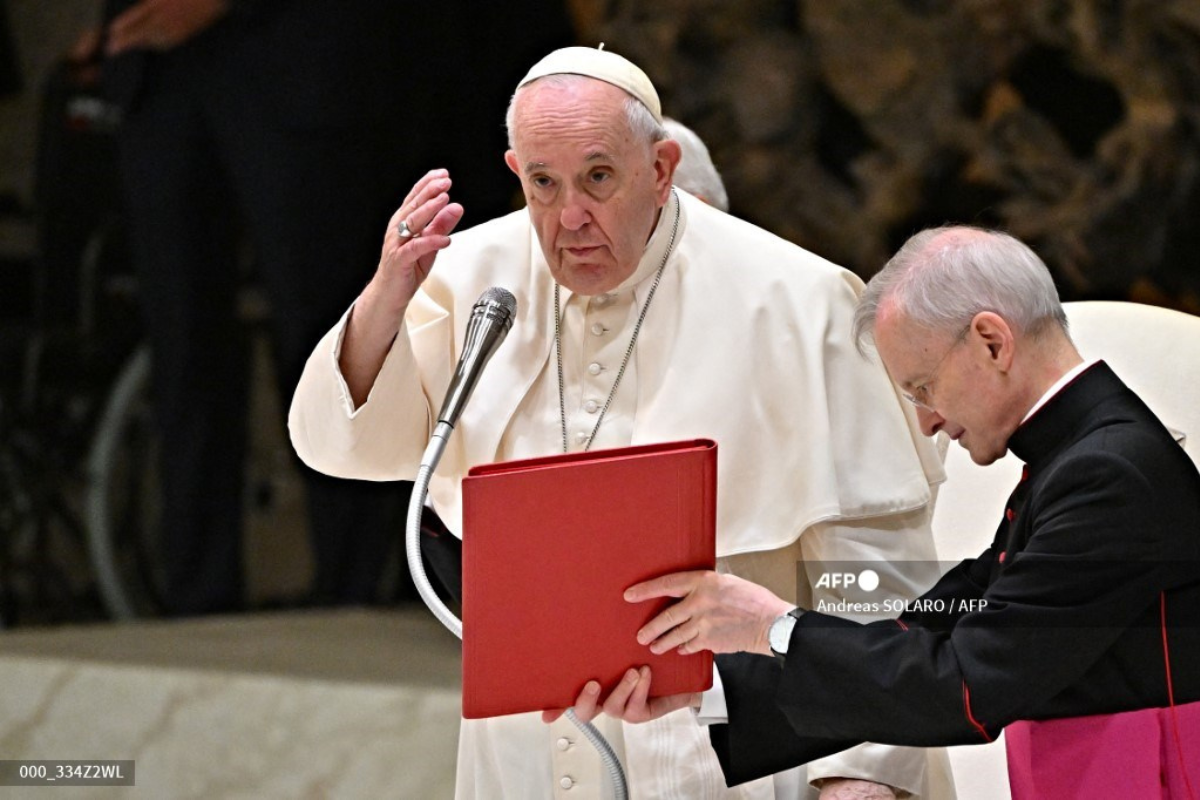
0, 608, 462, 799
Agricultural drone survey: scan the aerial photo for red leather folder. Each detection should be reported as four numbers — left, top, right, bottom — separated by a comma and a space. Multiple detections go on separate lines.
460, 439, 717, 719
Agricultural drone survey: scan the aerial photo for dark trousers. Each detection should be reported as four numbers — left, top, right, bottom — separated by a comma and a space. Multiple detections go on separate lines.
116, 31, 410, 615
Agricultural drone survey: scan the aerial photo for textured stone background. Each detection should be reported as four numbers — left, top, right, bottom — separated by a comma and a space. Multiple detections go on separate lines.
4, 0, 1199, 311
572, 0, 1200, 311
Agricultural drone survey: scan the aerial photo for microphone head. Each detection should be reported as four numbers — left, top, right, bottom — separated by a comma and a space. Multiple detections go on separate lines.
437, 286, 518, 428
479, 287, 517, 319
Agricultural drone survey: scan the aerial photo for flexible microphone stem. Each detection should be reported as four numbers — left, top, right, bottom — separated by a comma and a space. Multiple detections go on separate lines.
566, 708, 629, 799
404, 287, 628, 799
406, 421, 460, 638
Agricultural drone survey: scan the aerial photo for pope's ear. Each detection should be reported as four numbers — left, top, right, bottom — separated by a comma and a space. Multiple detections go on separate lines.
505, 150, 520, 177
654, 138, 682, 201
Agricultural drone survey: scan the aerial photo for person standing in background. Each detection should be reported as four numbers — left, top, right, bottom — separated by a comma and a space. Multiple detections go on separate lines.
664, 116, 729, 212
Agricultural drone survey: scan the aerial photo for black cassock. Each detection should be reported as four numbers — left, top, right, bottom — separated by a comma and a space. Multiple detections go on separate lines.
711, 362, 1200, 785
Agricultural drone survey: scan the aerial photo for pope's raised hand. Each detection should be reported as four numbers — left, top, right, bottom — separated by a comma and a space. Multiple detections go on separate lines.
373, 169, 465, 313
339, 169, 464, 407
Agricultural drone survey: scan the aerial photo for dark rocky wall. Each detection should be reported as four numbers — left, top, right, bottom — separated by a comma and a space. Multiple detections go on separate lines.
574, 0, 1200, 311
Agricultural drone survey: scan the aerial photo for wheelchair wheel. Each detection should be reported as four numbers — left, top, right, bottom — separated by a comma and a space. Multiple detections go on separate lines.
84, 344, 165, 619
84, 331, 315, 619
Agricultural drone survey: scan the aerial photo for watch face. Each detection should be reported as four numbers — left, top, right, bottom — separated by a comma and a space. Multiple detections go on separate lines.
770, 613, 796, 654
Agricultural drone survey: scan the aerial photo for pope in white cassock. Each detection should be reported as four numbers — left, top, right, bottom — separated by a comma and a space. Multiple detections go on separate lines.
289, 46, 955, 800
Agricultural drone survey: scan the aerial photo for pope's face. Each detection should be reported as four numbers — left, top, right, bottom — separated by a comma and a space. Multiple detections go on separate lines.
505, 80, 678, 296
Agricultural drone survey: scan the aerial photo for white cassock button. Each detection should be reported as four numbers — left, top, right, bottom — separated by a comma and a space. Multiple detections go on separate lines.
595, 293, 612, 306
556, 737, 571, 751
575, 431, 589, 444
584, 400, 599, 414
590, 322, 606, 335
560, 776, 574, 789
588, 362, 603, 375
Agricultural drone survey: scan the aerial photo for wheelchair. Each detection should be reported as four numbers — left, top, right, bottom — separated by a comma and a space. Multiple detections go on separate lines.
1, 57, 310, 625
0, 55, 136, 625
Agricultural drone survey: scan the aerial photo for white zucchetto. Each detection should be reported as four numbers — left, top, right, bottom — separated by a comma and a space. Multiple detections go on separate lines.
517, 45, 663, 123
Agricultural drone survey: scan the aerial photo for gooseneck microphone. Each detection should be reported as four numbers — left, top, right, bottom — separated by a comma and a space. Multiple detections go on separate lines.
437, 287, 518, 428
418, 287, 516, 475
411, 288, 518, 632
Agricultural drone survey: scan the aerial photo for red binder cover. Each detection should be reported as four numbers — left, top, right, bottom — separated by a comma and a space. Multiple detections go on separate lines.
460, 438, 717, 719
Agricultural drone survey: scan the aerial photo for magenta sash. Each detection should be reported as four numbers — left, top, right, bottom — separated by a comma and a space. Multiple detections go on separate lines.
1005, 593, 1198, 799
1005, 700, 1200, 799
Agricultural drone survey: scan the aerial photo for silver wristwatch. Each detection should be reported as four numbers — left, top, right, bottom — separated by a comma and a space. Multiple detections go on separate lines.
768, 607, 804, 666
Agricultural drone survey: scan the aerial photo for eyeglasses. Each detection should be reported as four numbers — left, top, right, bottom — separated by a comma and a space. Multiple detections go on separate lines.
901, 325, 969, 411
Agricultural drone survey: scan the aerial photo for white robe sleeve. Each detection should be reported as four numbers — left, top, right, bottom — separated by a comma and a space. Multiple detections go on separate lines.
288, 305, 434, 481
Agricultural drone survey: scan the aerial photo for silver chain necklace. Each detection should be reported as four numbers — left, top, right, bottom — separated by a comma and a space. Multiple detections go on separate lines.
555, 191, 681, 453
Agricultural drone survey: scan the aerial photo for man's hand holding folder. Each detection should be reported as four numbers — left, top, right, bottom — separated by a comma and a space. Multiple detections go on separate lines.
544, 570, 793, 725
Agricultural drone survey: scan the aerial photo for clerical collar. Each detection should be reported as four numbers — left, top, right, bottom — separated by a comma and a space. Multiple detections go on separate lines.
1021, 358, 1100, 424
558, 189, 682, 303
1008, 360, 1111, 465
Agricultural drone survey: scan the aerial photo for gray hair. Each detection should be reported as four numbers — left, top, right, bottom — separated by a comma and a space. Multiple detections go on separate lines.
853, 226, 1068, 354
663, 118, 729, 211
505, 74, 667, 150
